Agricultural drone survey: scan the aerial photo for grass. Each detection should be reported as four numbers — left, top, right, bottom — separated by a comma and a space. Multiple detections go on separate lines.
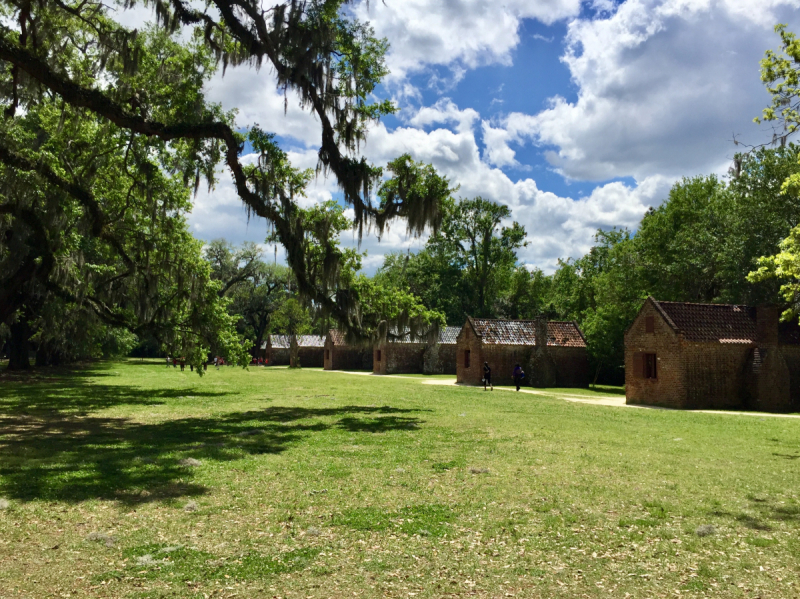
0, 360, 799, 598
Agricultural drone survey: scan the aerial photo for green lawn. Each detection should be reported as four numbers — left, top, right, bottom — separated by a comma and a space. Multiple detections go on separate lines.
1, 361, 799, 598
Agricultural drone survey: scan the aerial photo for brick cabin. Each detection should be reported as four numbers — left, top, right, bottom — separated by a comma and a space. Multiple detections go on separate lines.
625, 297, 800, 412
373, 326, 461, 375
261, 335, 325, 367
456, 318, 590, 387
323, 330, 373, 371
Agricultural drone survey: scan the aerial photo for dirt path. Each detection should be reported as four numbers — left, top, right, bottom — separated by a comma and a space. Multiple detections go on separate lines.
318, 368, 800, 419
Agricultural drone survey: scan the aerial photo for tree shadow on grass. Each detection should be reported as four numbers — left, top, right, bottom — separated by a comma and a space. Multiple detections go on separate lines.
0, 365, 228, 416
709, 494, 800, 531
0, 403, 427, 505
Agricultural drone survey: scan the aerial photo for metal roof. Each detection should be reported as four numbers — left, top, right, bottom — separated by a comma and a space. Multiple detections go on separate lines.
470, 319, 586, 348
268, 334, 325, 349
438, 326, 461, 345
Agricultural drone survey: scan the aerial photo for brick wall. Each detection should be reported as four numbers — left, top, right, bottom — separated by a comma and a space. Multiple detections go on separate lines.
456, 324, 483, 385
269, 348, 290, 366
626, 299, 800, 412
423, 343, 457, 375
456, 323, 589, 387
325, 342, 372, 371
682, 342, 750, 409
324, 339, 334, 370
267, 347, 323, 367
373, 343, 428, 374
552, 347, 591, 387
780, 345, 800, 410
297, 348, 324, 368
625, 301, 687, 408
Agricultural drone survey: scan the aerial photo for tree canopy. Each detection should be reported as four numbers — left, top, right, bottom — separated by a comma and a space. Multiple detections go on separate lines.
0, 0, 454, 369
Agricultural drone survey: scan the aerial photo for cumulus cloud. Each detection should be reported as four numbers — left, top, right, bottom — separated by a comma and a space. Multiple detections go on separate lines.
187, 0, 800, 273
204, 65, 323, 145
189, 97, 668, 272
493, 0, 800, 181
358, 110, 671, 269
353, 0, 582, 84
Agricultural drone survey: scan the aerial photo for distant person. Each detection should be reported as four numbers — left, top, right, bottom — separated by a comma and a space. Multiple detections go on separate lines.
483, 362, 493, 391
214, 356, 219, 369
513, 363, 525, 391
172, 357, 177, 368
179, 358, 185, 371
166, 356, 171, 368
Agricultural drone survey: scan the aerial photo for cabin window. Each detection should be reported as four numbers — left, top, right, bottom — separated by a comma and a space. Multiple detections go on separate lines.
633, 352, 658, 379
464, 350, 471, 368
645, 315, 655, 334
644, 353, 657, 379
377, 350, 382, 362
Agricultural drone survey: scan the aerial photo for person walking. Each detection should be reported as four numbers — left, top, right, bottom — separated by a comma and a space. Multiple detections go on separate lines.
483, 362, 493, 391
513, 363, 525, 391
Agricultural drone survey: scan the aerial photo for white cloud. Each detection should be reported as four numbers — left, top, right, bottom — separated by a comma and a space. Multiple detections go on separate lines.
188, 98, 668, 272
481, 122, 518, 168
357, 104, 671, 270
353, 0, 582, 85
186, 0, 800, 274
204, 65, 323, 145
493, 0, 800, 181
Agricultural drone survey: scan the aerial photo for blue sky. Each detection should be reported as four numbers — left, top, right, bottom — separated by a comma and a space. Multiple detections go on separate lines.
189, 0, 800, 272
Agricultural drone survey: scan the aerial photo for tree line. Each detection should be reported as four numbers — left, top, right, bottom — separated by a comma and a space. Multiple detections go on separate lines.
3, 0, 800, 380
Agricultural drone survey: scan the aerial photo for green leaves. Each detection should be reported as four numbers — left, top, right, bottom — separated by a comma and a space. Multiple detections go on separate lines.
757, 25, 800, 137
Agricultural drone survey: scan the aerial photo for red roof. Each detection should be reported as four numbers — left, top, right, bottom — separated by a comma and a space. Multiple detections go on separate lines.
469, 319, 586, 348
328, 330, 347, 346
649, 298, 800, 344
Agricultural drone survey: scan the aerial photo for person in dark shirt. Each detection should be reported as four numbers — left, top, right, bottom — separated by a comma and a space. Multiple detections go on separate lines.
513, 363, 525, 391
483, 362, 493, 391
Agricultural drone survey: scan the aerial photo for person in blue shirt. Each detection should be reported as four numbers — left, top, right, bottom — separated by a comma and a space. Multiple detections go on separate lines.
513, 363, 525, 391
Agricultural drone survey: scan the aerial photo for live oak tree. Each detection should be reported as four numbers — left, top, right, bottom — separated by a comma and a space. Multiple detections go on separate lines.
0, 0, 452, 362
281, 200, 445, 349
0, 29, 250, 370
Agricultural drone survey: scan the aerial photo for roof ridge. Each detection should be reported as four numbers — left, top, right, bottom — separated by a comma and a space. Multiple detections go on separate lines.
655, 299, 751, 308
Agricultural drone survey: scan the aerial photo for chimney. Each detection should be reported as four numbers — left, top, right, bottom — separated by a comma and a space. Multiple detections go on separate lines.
756, 305, 779, 346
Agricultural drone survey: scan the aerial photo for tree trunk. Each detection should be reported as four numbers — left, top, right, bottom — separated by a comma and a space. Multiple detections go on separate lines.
7, 319, 31, 371
289, 334, 300, 368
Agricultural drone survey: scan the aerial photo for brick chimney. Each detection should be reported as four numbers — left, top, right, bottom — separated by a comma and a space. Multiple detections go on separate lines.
756, 305, 779, 346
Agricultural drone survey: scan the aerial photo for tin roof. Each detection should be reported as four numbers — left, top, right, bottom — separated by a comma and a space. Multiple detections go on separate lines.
469, 319, 586, 348
438, 326, 461, 345
269, 335, 325, 349
383, 326, 462, 345
329, 326, 461, 346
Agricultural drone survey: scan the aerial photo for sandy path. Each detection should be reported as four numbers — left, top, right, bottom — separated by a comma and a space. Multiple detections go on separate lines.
317, 369, 800, 419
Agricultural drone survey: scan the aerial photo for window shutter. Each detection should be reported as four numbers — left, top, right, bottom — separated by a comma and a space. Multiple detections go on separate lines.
633, 352, 644, 378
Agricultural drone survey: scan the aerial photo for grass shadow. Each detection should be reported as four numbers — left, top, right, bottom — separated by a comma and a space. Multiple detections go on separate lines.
0, 396, 427, 504
0, 363, 229, 416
